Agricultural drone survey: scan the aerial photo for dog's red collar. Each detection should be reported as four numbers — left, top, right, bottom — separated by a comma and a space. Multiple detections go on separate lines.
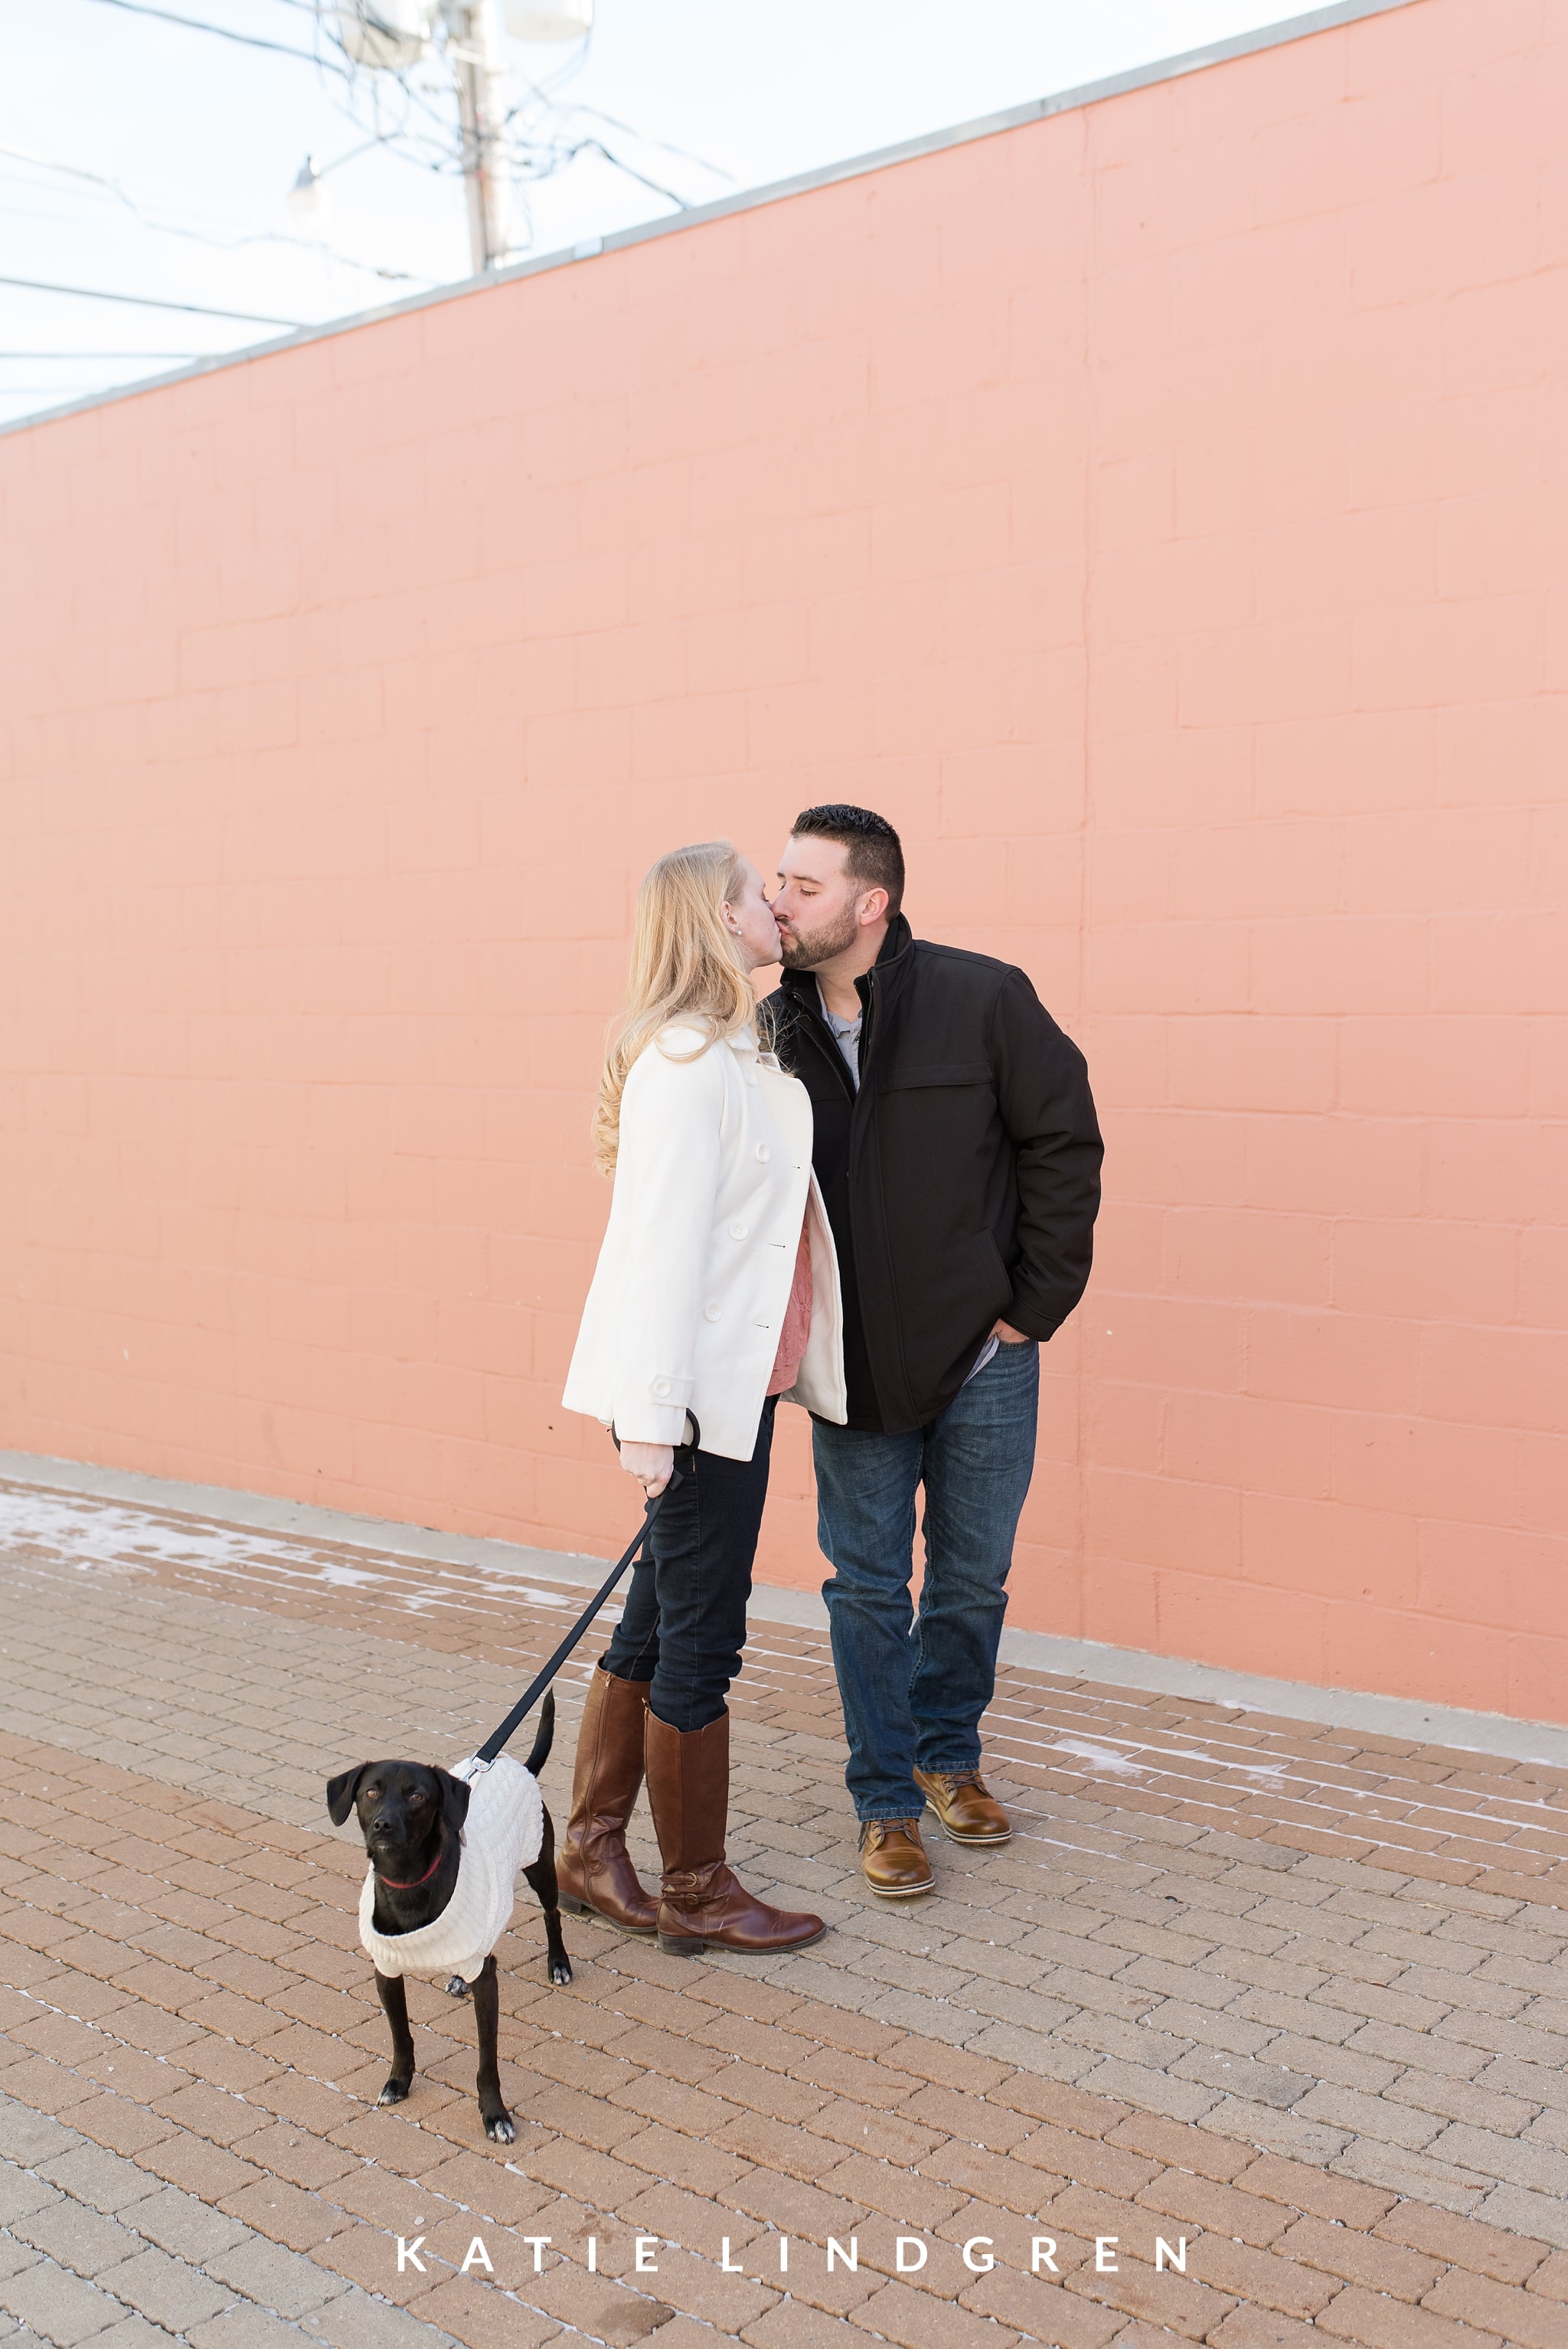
377, 1831, 449, 1890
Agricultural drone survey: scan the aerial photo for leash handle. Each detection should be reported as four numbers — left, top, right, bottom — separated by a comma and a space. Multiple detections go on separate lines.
473, 1416, 701, 1768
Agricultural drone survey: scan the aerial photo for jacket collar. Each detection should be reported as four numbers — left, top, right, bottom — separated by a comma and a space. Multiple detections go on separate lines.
660, 1017, 756, 1055
858, 913, 912, 1009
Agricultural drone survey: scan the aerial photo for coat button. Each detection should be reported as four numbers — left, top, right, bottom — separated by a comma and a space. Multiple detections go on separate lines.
755, 1143, 770, 1162
729, 1220, 748, 1240
652, 1377, 671, 1397
704, 1302, 722, 1322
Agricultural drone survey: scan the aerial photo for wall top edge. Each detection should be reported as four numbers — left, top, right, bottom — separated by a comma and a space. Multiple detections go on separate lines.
0, 0, 1421, 446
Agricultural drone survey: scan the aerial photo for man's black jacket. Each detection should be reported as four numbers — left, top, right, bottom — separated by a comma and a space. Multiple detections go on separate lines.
764, 916, 1102, 1436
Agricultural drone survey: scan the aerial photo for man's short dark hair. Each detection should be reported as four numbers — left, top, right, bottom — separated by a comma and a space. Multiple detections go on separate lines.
790, 805, 904, 918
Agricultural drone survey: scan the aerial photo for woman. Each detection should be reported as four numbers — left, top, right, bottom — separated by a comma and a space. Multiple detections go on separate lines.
560, 841, 846, 1956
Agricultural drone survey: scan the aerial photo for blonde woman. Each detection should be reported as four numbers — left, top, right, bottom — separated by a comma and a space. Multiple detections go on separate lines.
560, 841, 845, 1956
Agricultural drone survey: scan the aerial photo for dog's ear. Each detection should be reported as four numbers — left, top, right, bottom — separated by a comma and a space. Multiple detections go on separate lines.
436, 1768, 472, 1838
326, 1765, 369, 1825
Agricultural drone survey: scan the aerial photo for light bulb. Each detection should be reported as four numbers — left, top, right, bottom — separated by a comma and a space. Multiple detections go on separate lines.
289, 156, 329, 221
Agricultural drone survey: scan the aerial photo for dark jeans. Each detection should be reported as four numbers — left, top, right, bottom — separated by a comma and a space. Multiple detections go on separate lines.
601, 1397, 778, 1733
812, 1339, 1039, 1821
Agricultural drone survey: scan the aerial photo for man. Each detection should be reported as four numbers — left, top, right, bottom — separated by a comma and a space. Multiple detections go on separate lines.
766, 806, 1102, 1897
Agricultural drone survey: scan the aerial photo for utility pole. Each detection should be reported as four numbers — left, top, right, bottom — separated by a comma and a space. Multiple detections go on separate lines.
441, 0, 511, 273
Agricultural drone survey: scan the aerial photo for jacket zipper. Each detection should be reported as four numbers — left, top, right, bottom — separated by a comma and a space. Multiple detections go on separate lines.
789, 969, 901, 1426
792, 990, 858, 1106
847, 965, 909, 1423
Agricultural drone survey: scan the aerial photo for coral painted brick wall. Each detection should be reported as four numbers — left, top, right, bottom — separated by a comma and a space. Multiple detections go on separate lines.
2, 0, 1564, 1720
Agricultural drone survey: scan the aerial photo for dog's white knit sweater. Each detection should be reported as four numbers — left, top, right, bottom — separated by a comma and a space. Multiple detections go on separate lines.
358, 1755, 544, 1987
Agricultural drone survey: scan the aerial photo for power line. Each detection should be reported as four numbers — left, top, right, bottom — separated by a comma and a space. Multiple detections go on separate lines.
0, 275, 305, 325
0, 144, 429, 283
563, 139, 691, 211
547, 102, 733, 188
0, 350, 212, 359
2, 387, 157, 401
67, 2, 730, 270
81, 0, 349, 74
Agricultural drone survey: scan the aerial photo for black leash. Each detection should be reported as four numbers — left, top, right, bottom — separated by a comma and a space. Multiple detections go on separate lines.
472, 1421, 698, 1768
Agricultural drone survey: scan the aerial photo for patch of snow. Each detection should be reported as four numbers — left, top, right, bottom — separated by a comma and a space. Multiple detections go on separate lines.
1051, 1737, 1146, 1779
1148, 1744, 1290, 1782
0, 1488, 580, 1619
1050, 1733, 1290, 1785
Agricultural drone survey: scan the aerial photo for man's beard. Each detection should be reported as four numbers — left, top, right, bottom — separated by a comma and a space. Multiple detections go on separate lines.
777, 903, 862, 971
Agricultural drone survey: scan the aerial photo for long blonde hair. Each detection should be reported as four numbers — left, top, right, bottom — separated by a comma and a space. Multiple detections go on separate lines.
594, 840, 758, 1174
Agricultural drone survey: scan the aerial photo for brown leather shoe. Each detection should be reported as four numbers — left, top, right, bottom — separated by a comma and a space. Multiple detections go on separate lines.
644, 1710, 825, 1956
858, 1818, 936, 1898
557, 1666, 658, 1933
913, 1766, 1012, 1846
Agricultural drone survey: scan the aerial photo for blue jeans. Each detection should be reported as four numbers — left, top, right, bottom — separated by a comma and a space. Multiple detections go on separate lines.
601, 1397, 777, 1733
813, 1340, 1038, 1821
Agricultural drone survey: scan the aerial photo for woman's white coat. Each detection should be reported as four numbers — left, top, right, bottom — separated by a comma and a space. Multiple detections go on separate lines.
564, 1023, 846, 1460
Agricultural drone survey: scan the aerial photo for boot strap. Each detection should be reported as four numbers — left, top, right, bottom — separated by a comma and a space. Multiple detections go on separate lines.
663, 1863, 727, 1896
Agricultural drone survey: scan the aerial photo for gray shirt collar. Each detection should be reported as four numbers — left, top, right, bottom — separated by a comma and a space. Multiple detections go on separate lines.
817, 979, 861, 1086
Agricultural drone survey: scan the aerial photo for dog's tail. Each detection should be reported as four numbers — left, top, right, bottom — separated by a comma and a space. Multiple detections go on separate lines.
523, 1689, 556, 1779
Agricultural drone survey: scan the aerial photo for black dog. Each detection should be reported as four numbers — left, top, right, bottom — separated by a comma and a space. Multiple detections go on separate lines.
327, 1695, 569, 2144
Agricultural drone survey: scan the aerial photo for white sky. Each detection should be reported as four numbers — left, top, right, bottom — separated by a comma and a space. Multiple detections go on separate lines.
1, 0, 1304, 429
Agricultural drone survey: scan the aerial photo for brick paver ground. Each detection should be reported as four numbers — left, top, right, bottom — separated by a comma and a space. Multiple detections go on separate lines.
2, 1474, 1567, 2348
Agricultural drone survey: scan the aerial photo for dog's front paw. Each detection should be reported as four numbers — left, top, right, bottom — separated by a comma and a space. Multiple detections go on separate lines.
549, 1955, 573, 1985
483, 2106, 515, 2144
444, 1975, 471, 1999
377, 2076, 412, 2107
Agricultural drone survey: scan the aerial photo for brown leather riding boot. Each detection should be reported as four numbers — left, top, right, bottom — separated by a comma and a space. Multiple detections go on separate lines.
643, 1710, 825, 1957
557, 1667, 658, 1934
